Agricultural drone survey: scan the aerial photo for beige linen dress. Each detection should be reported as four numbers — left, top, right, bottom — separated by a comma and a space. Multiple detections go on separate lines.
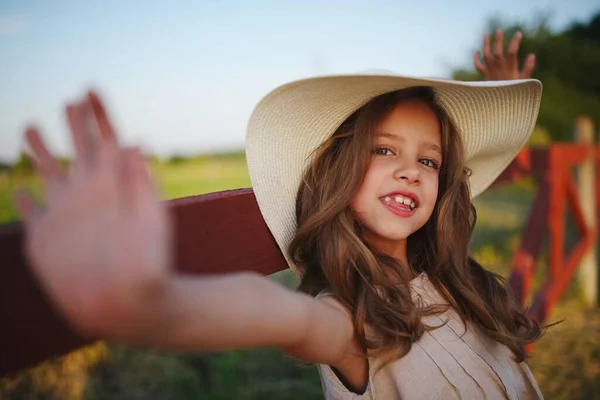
317, 273, 544, 399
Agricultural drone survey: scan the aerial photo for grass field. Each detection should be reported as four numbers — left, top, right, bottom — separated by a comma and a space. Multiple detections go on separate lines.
1, 155, 599, 400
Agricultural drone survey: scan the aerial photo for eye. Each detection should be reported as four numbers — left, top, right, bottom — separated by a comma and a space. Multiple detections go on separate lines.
373, 146, 395, 156
420, 158, 440, 169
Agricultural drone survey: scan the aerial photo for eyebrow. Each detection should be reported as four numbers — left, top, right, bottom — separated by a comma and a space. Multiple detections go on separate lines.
375, 132, 442, 156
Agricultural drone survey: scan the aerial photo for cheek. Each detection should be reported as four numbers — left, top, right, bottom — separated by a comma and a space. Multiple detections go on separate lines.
350, 184, 369, 214
350, 167, 379, 213
423, 175, 440, 209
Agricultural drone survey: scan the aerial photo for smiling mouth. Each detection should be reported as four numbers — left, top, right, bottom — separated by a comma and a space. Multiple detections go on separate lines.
381, 194, 418, 210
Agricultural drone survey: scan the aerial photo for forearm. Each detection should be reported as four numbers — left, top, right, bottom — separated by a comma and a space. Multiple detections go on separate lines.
142, 272, 310, 352
91, 271, 351, 365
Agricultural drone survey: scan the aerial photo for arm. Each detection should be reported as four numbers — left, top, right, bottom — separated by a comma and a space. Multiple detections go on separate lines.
16, 92, 355, 367
142, 272, 354, 366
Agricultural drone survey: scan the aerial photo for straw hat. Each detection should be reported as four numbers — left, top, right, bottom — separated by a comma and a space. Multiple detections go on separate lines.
245, 72, 542, 275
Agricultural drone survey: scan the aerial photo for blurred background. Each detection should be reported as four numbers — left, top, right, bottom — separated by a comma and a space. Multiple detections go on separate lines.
1, 0, 600, 399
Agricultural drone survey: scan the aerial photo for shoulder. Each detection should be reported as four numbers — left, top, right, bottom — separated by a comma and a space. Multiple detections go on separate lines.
314, 292, 370, 394
313, 291, 356, 356
280, 289, 358, 366
317, 293, 352, 317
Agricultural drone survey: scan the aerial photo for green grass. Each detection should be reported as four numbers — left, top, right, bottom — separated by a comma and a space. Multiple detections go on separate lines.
1, 156, 599, 400
152, 158, 252, 199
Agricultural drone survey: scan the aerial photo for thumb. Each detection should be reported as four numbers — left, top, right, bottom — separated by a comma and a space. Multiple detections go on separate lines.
520, 54, 536, 78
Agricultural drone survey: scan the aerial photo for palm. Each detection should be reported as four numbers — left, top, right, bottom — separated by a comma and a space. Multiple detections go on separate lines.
474, 30, 536, 81
16, 93, 173, 334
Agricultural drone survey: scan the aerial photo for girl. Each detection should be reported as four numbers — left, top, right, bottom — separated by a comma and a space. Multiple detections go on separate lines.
16, 38, 543, 399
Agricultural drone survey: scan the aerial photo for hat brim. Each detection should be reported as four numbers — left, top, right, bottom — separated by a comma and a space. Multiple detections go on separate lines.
245, 73, 542, 274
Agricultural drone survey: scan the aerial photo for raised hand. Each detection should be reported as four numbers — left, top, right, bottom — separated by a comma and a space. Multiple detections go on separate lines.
474, 29, 536, 81
14, 92, 173, 338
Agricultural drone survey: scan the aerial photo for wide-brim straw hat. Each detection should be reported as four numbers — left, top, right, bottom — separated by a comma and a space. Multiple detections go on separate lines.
245, 72, 542, 276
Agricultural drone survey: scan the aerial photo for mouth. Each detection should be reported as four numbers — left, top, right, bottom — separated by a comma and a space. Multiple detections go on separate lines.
380, 191, 420, 211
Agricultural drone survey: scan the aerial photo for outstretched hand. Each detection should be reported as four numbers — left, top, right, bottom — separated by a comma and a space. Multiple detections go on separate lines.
14, 92, 173, 337
474, 29, 536, 81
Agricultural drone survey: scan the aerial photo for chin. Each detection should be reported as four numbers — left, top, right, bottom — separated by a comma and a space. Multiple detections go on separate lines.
373, 227, 413, 242
361, 217, 424, 244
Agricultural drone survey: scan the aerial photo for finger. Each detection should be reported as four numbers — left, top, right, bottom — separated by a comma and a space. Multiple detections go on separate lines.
520, 54, 536, 78
25, 126, 65, 184
117, 148, 164, 239
66, 103, 94, 166
87, 140, 121, 215
128, 149, 162, 213
473, 51, 487, 74
130, 149, 158, 203
13, 188, 40, 226
116, 147, 143, 212
506, 31, 522, 71
493, 29, 505, 68
87, 91, 119, 147
482, 33, 494, 68
72, 97, 109, 169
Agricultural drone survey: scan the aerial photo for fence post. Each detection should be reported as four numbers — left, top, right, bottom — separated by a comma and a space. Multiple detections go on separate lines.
575, 116, 598, 307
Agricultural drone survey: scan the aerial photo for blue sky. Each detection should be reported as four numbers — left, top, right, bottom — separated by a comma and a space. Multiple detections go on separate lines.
1, 0, 599, 162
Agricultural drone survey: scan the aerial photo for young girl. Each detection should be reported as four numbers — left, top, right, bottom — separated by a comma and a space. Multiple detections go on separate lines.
16, 35, 544, 399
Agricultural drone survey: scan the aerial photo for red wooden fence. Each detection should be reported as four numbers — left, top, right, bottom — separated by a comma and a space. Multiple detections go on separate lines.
494, 145, 597, 324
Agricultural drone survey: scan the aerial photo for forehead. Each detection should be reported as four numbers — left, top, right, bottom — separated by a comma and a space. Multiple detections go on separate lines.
375, 101, 441, 145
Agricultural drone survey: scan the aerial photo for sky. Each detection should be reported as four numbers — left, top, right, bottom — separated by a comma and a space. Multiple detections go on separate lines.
1, 0, 599, 163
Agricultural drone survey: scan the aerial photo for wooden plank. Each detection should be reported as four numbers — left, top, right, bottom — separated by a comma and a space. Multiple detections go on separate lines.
492, 148, 549, 184
0, 188, 288, 378
508, 180, 549, 305
548, 147, 566, 280
574, 117, 598, 308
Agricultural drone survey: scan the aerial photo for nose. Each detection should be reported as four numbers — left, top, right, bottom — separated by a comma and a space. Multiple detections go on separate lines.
393, 161, 421, 184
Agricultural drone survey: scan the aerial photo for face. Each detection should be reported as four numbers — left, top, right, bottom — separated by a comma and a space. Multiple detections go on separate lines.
350, 100, 442, 259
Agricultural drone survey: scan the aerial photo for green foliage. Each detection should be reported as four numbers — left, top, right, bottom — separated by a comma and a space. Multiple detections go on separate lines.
84, 345, 205, 400
82, 344, 323, 400
12, 152, 35, 173
454, 12, 600, 142
0, 343, 110, 400
528, 126, 552, 147
166, 151, 246, 167
168, 154, 189, 165
537, 75, 600, 141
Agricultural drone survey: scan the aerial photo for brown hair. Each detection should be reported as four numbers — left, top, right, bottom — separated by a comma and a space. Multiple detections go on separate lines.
288, 87, 542, 366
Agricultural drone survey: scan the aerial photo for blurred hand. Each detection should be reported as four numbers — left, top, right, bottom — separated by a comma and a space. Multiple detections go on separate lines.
14, 92, 174, 337
474, 29, 536, 81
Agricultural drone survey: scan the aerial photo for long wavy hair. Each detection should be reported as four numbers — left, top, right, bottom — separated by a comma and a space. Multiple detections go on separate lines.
288, 86, 542, 366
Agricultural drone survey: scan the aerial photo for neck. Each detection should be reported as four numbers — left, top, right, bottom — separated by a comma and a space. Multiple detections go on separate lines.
365, 234, 409, 266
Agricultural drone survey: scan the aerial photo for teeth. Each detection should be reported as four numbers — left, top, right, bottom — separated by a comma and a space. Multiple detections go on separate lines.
385, 195, 417, 209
